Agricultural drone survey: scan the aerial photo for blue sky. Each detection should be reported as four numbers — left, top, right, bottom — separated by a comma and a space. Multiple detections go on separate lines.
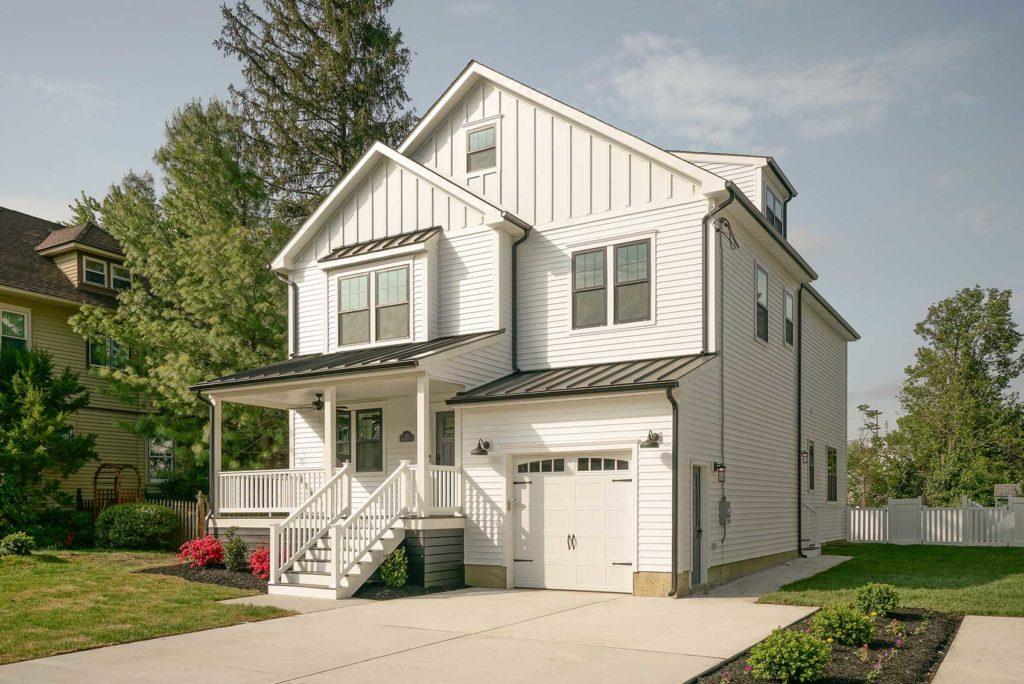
2, 1, 1022, 434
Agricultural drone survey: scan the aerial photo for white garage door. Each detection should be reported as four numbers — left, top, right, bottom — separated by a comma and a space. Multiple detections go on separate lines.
513, 454, 634, 593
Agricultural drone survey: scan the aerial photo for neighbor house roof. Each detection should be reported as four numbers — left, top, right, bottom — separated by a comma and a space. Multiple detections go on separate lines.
319, 226, 442, 263
192, 329, 505, 392
447, 353, 714, 405
35, 221, 123, 255
0, 207, 118, 307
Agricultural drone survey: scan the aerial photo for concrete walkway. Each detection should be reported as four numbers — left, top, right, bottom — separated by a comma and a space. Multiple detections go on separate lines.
0, 587, 814, 683
933, 615, 1024, 683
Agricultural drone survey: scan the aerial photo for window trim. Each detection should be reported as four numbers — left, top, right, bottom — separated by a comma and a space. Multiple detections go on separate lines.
0, 303, 31, 350
463, 115, 502, 179
335, 404, 386, 474
111, 264, 132, 291
82, 256, 109, 288
826, 445, 838, 503
613, 239, 651, 325
754, 263, 769, 343
569, 233, 657, 334
783, 287, 795, 348
148, 437, 174, 483
334, 260, 413, 349
763, 183, 785, 234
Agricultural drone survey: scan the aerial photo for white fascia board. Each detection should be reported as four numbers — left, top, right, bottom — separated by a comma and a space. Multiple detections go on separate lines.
397, 61, 726, 195
271, 141, 505, 270
669, 150, 768, 167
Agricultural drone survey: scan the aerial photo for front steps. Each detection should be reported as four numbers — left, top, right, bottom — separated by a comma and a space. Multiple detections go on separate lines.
269, 521, 406, 600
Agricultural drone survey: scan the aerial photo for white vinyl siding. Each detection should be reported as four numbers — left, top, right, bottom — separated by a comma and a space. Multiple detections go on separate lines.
685, 161, 757, 204
410, 80, 698, 226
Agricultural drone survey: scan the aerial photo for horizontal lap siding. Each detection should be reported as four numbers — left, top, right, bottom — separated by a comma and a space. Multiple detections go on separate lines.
801, 304, 849, 541
437, 229, 500, 336
689, 161, 759, 207
517, 200, 707, 368
293, 265, 323, 354
459, 394, 673, 572
411, 81, 699, 227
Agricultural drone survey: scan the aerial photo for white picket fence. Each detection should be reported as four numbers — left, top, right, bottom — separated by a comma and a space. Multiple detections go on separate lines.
849, 496, 1024, 546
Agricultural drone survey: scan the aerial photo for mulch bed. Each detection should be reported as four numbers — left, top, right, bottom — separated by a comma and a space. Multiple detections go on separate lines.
697, 608, 962, 684
139, 564, 465, 601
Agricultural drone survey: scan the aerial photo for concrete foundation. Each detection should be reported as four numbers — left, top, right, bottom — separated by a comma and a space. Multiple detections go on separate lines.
464, 563, 507, 588
707, 549, 798, 588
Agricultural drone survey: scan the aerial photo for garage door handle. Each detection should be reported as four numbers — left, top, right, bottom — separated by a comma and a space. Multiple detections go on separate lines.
567, 533, 571, 549
571, 534, 577, 549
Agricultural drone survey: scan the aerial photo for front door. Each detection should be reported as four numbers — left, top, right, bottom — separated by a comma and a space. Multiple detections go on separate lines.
434, 411, 455, 466
692, 466, 703, 584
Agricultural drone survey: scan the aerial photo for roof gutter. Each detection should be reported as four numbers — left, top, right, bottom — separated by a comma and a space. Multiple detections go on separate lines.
507, 215, 533, 372
273, 270, 299, 357
702, 187, 736, 353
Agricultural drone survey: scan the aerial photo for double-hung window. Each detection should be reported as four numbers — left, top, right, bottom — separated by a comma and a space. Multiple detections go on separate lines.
784, 289, 794, 346
336, 407, 383, 472
338, 265, 410, 346
148, 437, 174, 482
614, 240, 650, 324
375, 267, 409, 341
572, 248, 606, 329
112, 264, 132, 291
764, 185, 785, 234
755, 265, 769, 342
1, 309, 28, 351
338, 274, 371, 345
88, 337, 126, 369
466, 125, 496, 173
827, 446, 838, 502
807, 440, 815, 491
83, 257, 107, 287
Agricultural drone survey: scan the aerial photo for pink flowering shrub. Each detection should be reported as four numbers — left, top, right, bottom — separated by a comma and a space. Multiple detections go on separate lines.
249, 544, 270, 580
178, 535, 224, 568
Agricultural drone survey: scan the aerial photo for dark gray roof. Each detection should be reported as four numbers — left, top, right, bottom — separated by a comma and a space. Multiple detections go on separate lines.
35, 221, 123, 255
0, 207, 118, 307
447, 353, 714, 405
192, 329, 504, 391
319, 226, 442, 263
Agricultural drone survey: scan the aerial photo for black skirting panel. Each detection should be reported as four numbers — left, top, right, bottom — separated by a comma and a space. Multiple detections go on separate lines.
402, 528, 465, 588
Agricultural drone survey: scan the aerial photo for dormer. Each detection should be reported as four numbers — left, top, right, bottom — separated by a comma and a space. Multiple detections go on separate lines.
34, 222, 132, 294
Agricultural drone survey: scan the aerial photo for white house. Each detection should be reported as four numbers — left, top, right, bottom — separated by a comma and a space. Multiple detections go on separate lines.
193, 62, 859, 599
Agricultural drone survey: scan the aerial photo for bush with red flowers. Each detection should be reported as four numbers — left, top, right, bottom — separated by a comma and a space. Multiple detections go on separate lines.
249, 544, 270, 580
178, 535, 224, 568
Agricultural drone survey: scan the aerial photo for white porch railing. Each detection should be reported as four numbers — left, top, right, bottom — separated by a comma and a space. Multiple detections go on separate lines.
848, 497, 1024, 546
429, 464, 462, 513
218, 468, 324, 514
270, 464, 351, 583
334, 461, 413, 580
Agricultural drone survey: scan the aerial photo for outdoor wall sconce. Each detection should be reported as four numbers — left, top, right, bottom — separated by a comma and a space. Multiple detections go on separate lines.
713, 462, 727, 483
471, 439, 491, 456
800, 450, 809, 464
639, 430, 661, 448
311, 393, 324, 411
399, 430, 414, 443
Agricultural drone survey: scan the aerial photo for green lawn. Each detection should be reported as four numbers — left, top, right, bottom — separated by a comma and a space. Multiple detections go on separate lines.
761, 543, 1024, 616
0, 550, 288, 665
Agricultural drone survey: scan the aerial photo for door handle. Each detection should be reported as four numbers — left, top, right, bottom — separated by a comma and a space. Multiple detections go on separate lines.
571, 534, 577, 550
567, 533, 571, 550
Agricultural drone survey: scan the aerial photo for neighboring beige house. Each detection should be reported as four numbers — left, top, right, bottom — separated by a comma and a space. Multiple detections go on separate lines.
0, 207, 165, 497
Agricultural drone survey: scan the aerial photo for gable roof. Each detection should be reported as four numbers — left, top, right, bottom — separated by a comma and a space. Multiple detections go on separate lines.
35, 221, 123, 256
670, 150, 797, 197
398, 61, 726, 195
271, 142, 524, 270
0, 207, 118, 307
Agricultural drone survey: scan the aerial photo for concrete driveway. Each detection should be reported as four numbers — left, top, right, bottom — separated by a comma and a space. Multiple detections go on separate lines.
0, 587, 813, 683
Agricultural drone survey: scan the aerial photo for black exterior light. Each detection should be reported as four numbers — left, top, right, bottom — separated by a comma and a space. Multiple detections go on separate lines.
713, 462, 727, 482
471, 439, 491, 456
639, 430, 661, 448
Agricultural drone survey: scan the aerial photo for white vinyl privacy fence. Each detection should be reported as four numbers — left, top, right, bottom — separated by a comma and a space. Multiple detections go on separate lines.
849, 497, 1024, 546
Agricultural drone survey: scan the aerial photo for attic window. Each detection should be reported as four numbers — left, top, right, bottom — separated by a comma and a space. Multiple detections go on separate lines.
764, 185, 785, 234
112, 264, 132, 291
83, 257, 107, 287
467, 125, 496, 173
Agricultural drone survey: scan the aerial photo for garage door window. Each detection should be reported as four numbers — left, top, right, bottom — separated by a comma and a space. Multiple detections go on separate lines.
517, 457, 565, 473
578, 457, 628, 472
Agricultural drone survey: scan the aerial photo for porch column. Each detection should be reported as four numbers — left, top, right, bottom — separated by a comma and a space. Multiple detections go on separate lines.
323, 385, 337, 480
415, 374, 431, 516
211, 396, 222, 515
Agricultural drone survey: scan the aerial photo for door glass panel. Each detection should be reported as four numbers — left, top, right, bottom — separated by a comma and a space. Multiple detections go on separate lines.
435, 411, 455, 466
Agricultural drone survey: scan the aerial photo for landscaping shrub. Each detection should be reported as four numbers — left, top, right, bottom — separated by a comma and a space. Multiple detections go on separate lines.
811, 604, 875, 646
178, 535, 224, 567
249, 544, 270, 580
854, 583, 900, 617
0, 531, 36, 556
24, 509, 95, 548
95, 502, 178, 549
747, 628, 831, 683
223, 528, 249, 572
379, 547, 408, 588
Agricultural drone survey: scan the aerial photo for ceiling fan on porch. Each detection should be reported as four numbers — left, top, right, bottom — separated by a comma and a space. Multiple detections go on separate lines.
282, 393, 346, 412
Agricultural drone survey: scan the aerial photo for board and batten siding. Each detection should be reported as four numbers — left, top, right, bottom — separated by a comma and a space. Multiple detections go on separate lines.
516, 199, 707, 368
800, 301, 849, 542
410, 80, 699, 227
459, 394, 673, 574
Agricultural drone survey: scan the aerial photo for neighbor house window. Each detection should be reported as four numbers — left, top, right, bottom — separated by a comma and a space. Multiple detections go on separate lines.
572, 248, 606, 329
827, 446, 838, 502
355, 408, 383, 472
466, 125, 496, 172
111, 264, 132, 291
614, 240, 650, 324
784, 289, 794, 346
375, 267, 409, 341
338, 274, 370, 346
764, 185, 784, 234
88, 337, 126, 369
83, 257, 108, 287
1, 309, 28, 351
148, 437, 174, 482
755, 265, 769, 342
807, 440, 815, 491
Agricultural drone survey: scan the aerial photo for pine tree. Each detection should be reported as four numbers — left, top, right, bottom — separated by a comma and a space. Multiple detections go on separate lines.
216, 0, 417, 220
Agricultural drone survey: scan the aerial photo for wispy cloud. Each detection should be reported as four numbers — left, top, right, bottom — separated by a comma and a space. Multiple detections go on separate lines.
2, 76, 107, 113
585, 32, 977, 147
448, 1, 496, 17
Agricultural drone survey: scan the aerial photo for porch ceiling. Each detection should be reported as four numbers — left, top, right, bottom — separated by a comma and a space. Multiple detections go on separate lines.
206, 373, 464, 410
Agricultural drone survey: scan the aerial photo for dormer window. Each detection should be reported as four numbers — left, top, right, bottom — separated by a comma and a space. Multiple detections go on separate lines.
83, 257, 108, 287
112, 264, 132, 291
764, 185, 785, 234
337, 264, 411, 346
467, 125, 496, 173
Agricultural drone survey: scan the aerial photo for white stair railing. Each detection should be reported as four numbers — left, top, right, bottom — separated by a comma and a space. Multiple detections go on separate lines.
333, 460, 413, 581
429, 464, 461, 513
270, 463, 351, 583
